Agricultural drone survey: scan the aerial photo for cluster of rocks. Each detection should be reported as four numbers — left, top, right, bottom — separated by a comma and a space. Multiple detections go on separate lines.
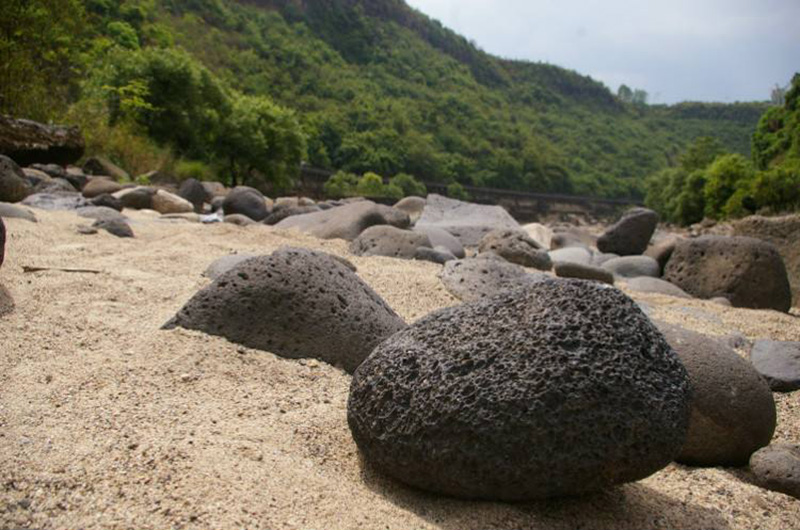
4, 134, 799, 502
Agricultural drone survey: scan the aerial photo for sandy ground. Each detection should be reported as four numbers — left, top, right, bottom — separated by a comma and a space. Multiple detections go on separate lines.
0, 209, 798, 530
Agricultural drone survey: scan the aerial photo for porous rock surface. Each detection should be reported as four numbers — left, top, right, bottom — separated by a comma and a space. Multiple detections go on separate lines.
348, 279, 692, 501
275, 200, 409, 241
439, 256, 542, 301
597, 207, 658, 256
733, 214, 800, 308
663, 236, 792, 312
477, 229, 552, 270
750, 340, 800, 392
415, 194, 520, 247
164, 247, 406, 373
749, 444, 800, 499
350, 225, 431, 259
655, 322, 776, 466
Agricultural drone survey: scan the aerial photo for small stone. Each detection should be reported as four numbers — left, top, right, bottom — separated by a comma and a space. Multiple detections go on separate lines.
750, 444, 800, 499
554, 261, 614, 285
93, 219, 133, 238
750, 340, 800, 392
602, 256, 660, 278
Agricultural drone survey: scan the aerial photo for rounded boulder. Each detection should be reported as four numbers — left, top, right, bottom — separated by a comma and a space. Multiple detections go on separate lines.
349, 279, 692, 500
222, 186, 269, 221
350, 225, 431, 259
655, 322, 776, 466
478, 229, 552, 271
163, 247, 406, 373
597, 207, 658, 256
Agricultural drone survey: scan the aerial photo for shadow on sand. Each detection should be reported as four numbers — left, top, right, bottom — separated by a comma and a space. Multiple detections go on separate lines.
358, 456, 731, 530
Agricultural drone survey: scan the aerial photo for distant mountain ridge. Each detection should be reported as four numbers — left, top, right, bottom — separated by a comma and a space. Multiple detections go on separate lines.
119, 0, 771, 196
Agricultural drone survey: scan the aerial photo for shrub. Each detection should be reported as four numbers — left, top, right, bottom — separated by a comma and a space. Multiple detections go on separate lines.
356, 172, 388, 197
175, 160, 214, 182
389, 173, 427, 197
323, 171, 358, 198
703, 154, 755, 219
447, 182, 471, 201
751, 164, 800, 213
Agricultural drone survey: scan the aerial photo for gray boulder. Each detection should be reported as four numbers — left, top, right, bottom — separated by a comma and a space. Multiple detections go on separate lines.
663, 236, 792, 312
750, 445, 800, 499
597, 207, 658, 256
439, 257, 546, 302
554, 261, 614, 285
22, 167, 51, 187
550, 230, 595, 250
93, 218, 133, 238
35, 178, 76, 194
275, 200, 409, 241
348, 279, 692, 500
77, 206, 127, 223
89, 194, 122, 212
21, 192, 87, 211
393, 196, 426, 224
163, 247, 406, 373
413, 226, 465, 259
0, 155, 33, 203
178, 178, 211, 213
645, 235, 682, 274
478, 229, 552, 271
29, 163, 66, 179
263, 205, 320, 225
114, 187, 155, 210
0, 202, 37, 223
415, 194, 520, 247
82, 177, 122, 198
655, 322, 776, 466
548, 246, 593, 266
602, 255, 660, 278
222, 186, 269, 221
624, 277, 691, 298
350, 225, 431, 259
750, 340, 800, 392
414, 246, 456, 265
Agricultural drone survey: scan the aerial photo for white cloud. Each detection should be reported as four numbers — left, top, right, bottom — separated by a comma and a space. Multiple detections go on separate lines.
405, 0, 800, 102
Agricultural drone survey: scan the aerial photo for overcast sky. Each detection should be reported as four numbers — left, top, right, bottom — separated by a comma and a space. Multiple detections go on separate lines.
404, 0, 799, 104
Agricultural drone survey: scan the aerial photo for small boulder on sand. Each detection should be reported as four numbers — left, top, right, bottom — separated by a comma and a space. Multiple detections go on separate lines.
163, 247, 406, 373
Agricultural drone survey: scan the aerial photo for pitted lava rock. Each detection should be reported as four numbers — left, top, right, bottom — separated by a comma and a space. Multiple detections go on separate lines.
438, 257, 544, 301
348, 279, 692, 500
663, 236, 791, 312
164, 247, 406, 373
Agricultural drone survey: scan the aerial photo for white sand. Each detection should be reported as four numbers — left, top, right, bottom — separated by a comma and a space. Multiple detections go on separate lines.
0, 210, 798, 530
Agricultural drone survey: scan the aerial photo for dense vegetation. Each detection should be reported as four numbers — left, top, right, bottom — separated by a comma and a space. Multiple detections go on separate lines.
645, 74, 800, 225
1, 0, 773, 197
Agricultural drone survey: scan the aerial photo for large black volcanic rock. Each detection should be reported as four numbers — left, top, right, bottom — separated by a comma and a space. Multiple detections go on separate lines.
0, 115, 84, 166
348, 279, 692, 500
164, 247, 406, 373
663, 235, 791, 312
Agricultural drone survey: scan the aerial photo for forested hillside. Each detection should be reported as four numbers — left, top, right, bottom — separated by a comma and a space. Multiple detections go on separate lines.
1, 0, 770, 197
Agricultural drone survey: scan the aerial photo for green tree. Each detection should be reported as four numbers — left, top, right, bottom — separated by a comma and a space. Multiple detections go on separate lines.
617, 84, 633, 103
680, 136, 724, 172
323, 171, 358, 197
703, 154, 755, 219
0, 0, 87, 120
217, 93, 306, 189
